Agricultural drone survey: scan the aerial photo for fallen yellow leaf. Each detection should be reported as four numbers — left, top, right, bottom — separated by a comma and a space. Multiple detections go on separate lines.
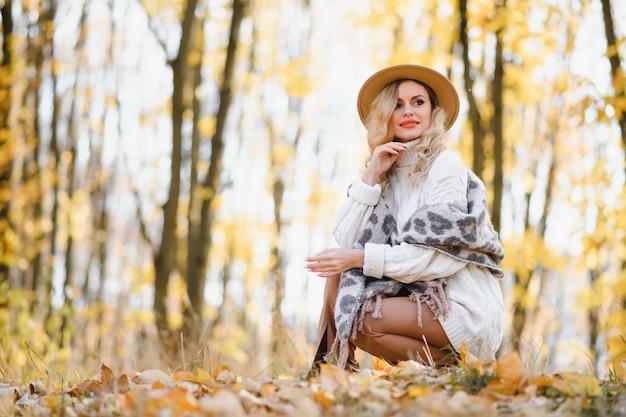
407, 385, 431, 397
552, 372, 601, 397
313, 389, 335, 410
372, 356, 392, 372
495, 352, 524, 385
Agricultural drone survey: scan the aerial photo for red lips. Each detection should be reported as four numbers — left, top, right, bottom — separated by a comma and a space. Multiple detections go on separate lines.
400, 120, 418, 128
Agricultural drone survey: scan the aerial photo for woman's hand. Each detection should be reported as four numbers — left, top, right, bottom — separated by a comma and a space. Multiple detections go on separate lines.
361, 141, 408, 185
305, 248, 364, 278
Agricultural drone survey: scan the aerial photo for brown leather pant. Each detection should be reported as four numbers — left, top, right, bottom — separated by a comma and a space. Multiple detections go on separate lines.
311, 274, 454, 372
311, 274, 359, 372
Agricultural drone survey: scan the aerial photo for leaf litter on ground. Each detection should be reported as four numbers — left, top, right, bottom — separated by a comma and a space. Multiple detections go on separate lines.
3, 350, 626, 416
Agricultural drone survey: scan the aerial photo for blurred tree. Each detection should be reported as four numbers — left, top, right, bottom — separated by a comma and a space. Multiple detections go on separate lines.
456, 0, 506, 230
490, 0, 505, 232
600, 0, 626, 148
502, 0, 578, 355
0, 0, 14, 283
599, 0, 626, 376
458, 0, 487, 177
149, 0, 200, 350
184, 0, 248, 350
139, 0, 249, 356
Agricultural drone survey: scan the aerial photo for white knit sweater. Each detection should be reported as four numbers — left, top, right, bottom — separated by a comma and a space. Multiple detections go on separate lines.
332, 144, 505, 362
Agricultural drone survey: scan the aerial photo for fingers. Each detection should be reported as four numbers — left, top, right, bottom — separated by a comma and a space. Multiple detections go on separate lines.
374, 141, 407, 156
365, 142, 408, 179
305, 250, 340, 277
306, 248, 339, 263
305, 258, 335, 272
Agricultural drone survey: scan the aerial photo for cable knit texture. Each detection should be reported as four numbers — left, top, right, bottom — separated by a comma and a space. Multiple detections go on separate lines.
327, 149, 505, 369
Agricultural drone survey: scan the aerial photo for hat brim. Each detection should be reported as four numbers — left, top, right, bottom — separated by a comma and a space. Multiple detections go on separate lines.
357, 64, 460, 131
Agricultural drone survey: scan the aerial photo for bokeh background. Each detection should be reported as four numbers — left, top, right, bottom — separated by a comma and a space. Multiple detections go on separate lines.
0, 0, 625, 379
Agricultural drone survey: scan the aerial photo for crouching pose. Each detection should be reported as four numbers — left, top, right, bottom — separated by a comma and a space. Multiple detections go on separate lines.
306, 64, 505, 371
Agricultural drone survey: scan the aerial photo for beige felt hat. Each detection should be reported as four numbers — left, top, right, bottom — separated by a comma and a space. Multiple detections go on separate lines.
357, 64, 460, 131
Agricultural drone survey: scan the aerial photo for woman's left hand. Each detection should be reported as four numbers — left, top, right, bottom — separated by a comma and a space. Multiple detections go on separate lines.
305, 248, 364, 277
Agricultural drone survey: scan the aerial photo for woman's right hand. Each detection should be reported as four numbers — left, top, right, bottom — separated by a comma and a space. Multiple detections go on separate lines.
361, 141, 408, 185
305, 248, 364, 278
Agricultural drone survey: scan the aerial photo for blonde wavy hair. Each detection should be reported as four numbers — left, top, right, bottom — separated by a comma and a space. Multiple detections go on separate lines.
364, 79, 448, 184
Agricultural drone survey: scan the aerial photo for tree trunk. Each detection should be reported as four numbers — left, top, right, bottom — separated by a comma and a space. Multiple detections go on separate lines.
269, 170, 286, 373
0, 0, 14, 283
458, 0, 486, 177
490, 0, 505, 233
182, 20, 205, 344
153, 0, 200, 347
587, 268, 601, 369
45, 44, 61, 328
28, 0, 56, 309
184, 0, 248, 342
600, 0, 626, 148
57, 0, 87, 349
509, 109, 558, 354
59, 133, 77, 349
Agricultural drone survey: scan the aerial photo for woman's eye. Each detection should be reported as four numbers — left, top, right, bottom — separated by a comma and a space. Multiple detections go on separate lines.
414, 99, 425, 106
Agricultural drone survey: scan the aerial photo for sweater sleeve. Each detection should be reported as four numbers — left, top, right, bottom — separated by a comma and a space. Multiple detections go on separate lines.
332, 176, 382, 249
363, 150, 470, 282
363, 242, 467, 282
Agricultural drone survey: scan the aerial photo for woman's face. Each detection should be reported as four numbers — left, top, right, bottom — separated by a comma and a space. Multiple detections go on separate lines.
390, 80, 433, 142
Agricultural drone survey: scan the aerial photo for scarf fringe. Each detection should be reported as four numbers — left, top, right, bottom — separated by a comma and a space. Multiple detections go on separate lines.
373, 295, 383, 319
409, 280, 450, 326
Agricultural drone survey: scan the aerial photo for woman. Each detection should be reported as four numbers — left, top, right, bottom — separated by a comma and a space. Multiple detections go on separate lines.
306, 64, 505, 371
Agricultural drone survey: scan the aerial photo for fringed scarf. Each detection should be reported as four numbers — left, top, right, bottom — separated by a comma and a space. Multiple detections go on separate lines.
327, 170, 505, 369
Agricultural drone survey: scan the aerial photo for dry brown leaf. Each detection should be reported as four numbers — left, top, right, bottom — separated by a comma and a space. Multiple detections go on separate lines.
117, 373, 130, 393
29, 379, 47, 396
259, 381, 276, 397
5, 357, 621, 417
69, 364, 126, 397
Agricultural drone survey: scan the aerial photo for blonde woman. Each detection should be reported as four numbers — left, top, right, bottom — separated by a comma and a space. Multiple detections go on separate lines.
306, 64, 505, 371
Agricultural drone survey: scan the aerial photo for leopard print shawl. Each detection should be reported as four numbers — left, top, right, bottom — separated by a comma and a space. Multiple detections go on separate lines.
327, 170, 504, 369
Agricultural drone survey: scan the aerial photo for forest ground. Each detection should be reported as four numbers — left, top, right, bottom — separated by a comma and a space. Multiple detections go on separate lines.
2, 350, 625, 416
